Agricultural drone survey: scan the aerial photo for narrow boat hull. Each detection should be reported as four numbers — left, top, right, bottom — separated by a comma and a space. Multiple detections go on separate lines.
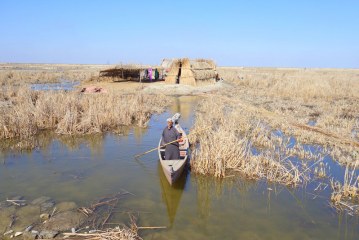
160, 158, 188, 185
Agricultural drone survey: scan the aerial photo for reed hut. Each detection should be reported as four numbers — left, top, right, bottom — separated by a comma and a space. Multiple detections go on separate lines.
99, 64, 163, 82
161, 58, 218, 86
162, 59, 181, 84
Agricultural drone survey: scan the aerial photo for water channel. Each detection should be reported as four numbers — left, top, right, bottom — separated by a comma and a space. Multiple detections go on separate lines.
0, 96, 358, 239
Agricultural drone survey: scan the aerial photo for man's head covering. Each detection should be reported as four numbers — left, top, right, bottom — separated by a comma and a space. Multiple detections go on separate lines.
166, 118, 173, 122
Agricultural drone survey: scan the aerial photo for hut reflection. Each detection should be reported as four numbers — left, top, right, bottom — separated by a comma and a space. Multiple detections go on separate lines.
0, 131, 106, 158
133, 126, 148, 143
56, 134, 104, 156
169, 96, 198, 122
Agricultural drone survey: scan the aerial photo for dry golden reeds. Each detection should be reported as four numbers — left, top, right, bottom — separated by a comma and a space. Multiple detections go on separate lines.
217, 67, 359, 100
0, 70, 99, 85
331, 158, 359, 204
213, 67, 359, 165
189, 97, 308, 186
191, 67, 358, 214
0, 63, 106, 85
0, 86, 170, 140
64, 227, 141, 240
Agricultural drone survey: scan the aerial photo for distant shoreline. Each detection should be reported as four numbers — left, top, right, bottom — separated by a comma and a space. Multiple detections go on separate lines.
0, 62, 358, 70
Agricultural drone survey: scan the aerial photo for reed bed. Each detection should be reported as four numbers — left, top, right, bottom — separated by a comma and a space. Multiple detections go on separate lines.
0, 70, 100, 85
215, 67, 359, 165
189, 97, 309, 186
0, 86, 170, 141
0, 63, 106, 85
331, 166, 359, 203
191, 67, 359, 213
330, 158, 359, 214
217, 67, 359, 100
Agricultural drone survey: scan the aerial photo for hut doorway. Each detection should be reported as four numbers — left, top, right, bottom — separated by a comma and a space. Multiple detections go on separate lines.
176, 61, 182, 84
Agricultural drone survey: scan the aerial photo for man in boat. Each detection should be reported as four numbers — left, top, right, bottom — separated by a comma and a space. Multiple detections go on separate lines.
162, 118, 181, 160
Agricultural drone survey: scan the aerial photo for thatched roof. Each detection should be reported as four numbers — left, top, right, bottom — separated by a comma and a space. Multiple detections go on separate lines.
164, 58, 218, 86
161, 59, 175, 70
99, 64, 163, 78
189, 59, 216, 70
101, 64, 151, 72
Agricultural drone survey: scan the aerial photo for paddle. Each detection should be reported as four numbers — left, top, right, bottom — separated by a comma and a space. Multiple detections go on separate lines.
134, 126, 211, 159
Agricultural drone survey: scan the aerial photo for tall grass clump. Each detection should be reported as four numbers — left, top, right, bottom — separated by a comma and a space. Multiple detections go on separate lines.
189, 96, 306, 186
330, 158, 359, 212
331, 166, 359, 204
0, 86, 170, 140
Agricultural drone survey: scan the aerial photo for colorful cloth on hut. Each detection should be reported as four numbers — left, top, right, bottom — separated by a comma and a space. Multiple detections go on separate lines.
148, 68, 152, 81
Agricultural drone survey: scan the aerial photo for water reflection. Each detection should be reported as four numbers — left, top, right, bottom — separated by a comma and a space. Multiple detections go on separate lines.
30, 81, 79, 91
0, 130, 121, 157
133, 126, 149, 143
169, 96, 198, 124
158, 163, 187, 226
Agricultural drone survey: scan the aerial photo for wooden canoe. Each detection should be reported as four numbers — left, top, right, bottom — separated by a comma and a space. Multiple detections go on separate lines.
158, 124, 189, 185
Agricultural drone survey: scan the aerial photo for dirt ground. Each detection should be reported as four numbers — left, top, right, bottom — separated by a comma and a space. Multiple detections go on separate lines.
79, 80, 163, 92
79, 79, 230, 95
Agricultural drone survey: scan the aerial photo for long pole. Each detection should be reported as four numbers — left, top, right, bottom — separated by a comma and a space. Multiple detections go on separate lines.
134, 126, 211, 158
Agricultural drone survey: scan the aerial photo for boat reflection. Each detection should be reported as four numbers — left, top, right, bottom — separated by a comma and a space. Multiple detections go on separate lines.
158, 162, 188, 227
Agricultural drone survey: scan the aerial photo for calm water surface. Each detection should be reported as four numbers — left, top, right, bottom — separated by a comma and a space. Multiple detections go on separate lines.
30, 80, 79, 91
0, 96, 358, 239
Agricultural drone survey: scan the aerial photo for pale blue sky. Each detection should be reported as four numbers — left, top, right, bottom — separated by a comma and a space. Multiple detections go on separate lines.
0, 0, 358, 67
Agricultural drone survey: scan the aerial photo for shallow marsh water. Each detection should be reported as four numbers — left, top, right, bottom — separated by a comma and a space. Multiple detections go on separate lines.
0, 96, 358, 239
30, 80, 79, 91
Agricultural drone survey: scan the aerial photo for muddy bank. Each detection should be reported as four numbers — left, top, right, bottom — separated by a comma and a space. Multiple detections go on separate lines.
142, 80, 231, 96
78, 79, 231, 96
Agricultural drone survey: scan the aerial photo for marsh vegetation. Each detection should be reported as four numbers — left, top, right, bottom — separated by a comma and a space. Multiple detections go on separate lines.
191, 67, 359, 212
0, 63, 104, 85
1, 63, 359, 239
0, 86, 169, 140
0, 64, 171, 150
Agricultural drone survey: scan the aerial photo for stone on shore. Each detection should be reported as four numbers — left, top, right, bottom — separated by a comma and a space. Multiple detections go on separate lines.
22, 231, 37, 240
40, 213, 50, 221
31, 197, 51, 205
38, 230, 58, 239
55, 201, 77, 212
0, 206, 16, 233
14, 206, 39, 231
31, 196, 55, 211
42, 211, 85, 232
